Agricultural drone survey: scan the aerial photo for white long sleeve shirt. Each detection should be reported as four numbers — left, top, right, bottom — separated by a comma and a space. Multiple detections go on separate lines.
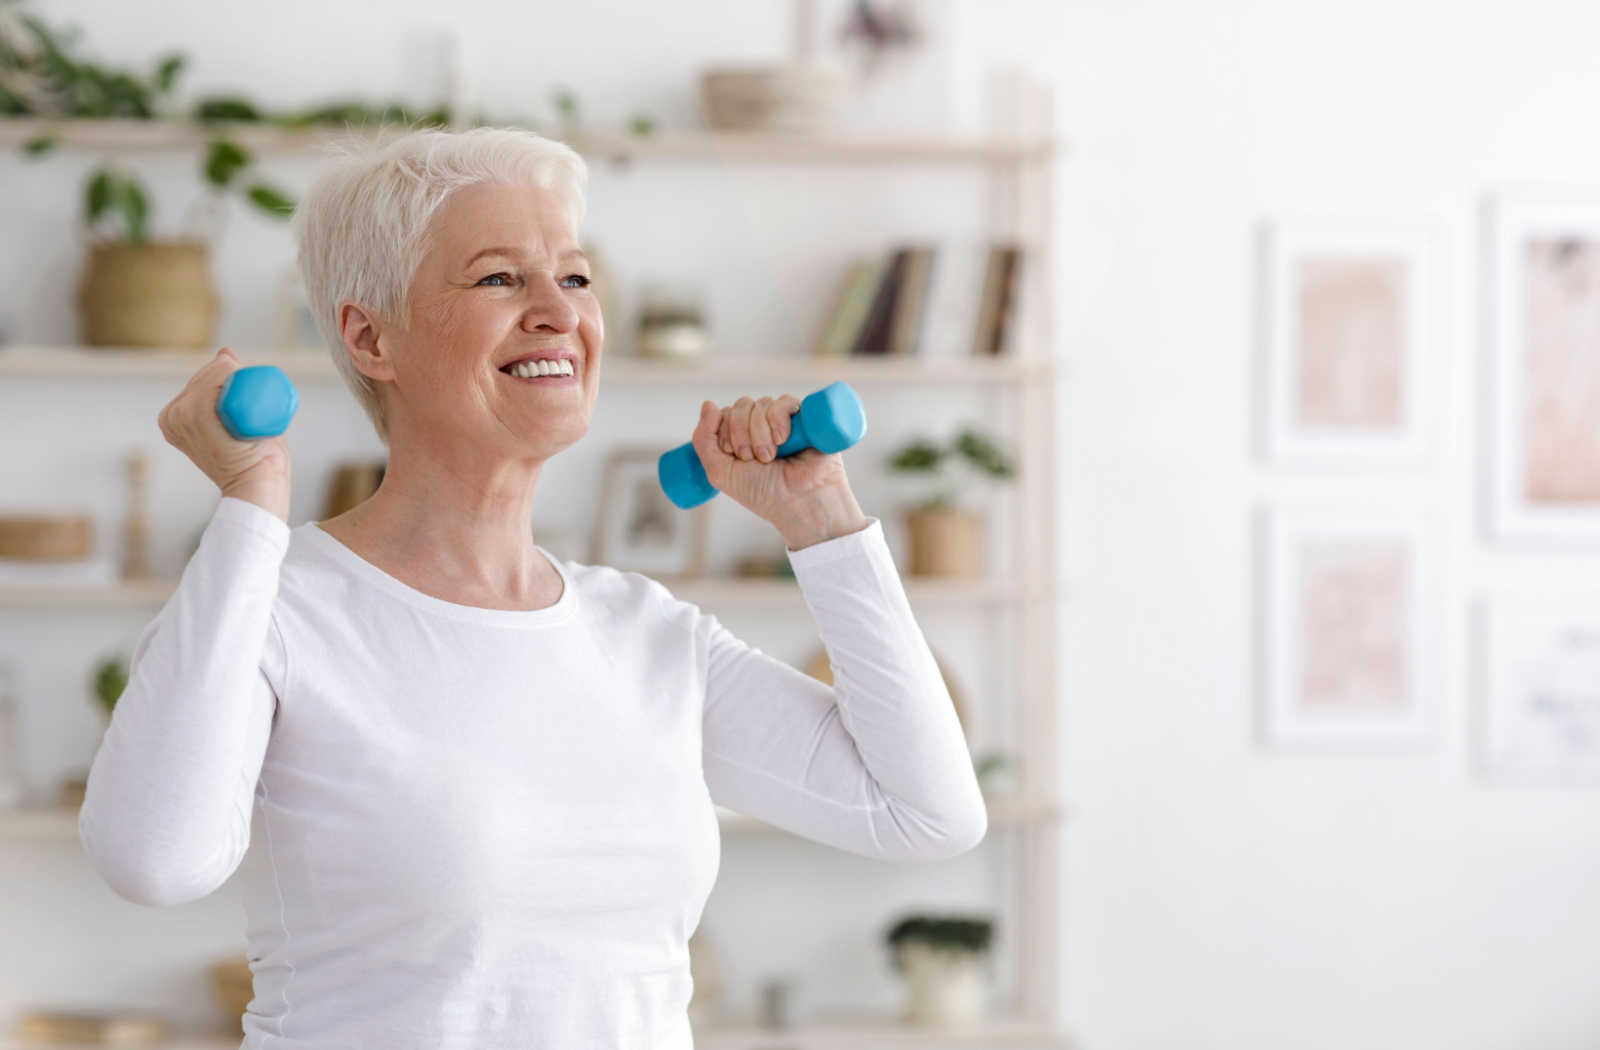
78, 495, 987, 1049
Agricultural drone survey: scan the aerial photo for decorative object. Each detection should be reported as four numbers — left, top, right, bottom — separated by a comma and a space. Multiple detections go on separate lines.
7, 9, 490, 349
803, 643, 968, 735
635, 276, 710, 360
1484, 189, 1600, 544
0, 512, 92, 560
593, 445, 708, 580
832, 0, 924, 80
1258, 217, 1439, 467
698, 63, 848, 134
121, 446, 152, 581
884, 913, 993, 1028
886, 426, 1016, 577
1477, 595, 1600, 785
1258, 507, 1436, 748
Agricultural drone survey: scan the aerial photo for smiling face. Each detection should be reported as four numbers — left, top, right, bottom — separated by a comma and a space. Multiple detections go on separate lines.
360, 180, 603, 460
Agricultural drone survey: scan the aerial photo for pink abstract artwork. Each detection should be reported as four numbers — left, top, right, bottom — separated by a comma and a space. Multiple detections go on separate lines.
1521, 237, 1600, 504
1297, 537, 1411, 710
1295, 257, 1407, 428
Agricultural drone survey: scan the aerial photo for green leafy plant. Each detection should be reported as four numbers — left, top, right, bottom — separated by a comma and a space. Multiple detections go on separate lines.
886, 426, 1017, 511
92, 654, 127, 718
1, 3, 467, 243
884, 914, 994, 974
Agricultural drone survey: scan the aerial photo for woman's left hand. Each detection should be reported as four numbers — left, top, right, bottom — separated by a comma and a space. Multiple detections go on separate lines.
690, 394, 853, 526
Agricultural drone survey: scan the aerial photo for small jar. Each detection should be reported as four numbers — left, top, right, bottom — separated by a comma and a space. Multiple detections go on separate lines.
635, 277, 710, 360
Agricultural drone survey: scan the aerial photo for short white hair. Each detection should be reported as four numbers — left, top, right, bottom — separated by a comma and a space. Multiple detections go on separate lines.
290, 124, 588, 447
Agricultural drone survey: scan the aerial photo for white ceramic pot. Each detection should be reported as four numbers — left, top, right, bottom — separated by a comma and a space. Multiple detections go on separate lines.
898, 942, 988, 1028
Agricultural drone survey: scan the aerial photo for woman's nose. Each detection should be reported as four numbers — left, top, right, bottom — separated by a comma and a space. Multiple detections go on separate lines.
520, 275, 579, 331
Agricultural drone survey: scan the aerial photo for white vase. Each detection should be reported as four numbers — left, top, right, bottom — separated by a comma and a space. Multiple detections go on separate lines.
899, 942, 987, 1028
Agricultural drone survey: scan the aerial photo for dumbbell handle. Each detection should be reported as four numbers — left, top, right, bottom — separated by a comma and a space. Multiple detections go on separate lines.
217, 365, 299, 439
658, 380, 867, 510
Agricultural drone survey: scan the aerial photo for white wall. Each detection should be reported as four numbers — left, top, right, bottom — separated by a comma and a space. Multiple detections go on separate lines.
1053, 2, 1600, 1048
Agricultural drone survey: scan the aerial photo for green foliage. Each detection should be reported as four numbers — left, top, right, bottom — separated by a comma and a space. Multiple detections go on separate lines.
92, 655, 128, 717
886, 427, 1017, 511
884, 915, 994, 972
1, 4, 459, 244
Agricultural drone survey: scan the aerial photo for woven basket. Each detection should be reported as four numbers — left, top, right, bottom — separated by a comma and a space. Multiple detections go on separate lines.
77, 237, 218, 349
0, 513, 93, 560
699, 63, 847, 133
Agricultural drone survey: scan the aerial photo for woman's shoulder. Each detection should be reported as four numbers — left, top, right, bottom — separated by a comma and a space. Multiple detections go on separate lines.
557, 553, 701, 633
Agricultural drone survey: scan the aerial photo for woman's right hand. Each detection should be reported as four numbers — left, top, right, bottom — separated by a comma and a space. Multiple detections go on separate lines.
159, 347, 292, 522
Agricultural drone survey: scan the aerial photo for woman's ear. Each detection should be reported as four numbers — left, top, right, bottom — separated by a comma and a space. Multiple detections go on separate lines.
338, 300, 398, 382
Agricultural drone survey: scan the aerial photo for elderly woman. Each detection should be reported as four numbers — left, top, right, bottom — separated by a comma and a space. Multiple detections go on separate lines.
78, 126, 987, 1048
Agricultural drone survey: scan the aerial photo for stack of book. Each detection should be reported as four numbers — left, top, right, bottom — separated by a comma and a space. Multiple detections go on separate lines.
813, 239, 1026, 359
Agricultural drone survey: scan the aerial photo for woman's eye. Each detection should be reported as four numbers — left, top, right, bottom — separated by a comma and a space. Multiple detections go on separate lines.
476, 272, 591, 289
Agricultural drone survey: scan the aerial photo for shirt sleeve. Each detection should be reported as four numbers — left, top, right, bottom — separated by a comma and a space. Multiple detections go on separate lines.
697, 516, 988, 861
78, 496, 289, 907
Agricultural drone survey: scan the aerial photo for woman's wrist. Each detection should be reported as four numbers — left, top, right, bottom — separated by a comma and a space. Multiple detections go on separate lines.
221, 482, 290, 525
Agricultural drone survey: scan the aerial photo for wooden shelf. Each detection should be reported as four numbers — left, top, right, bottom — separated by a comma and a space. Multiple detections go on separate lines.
0, 117, 1060, 166
0, 345, 1054, 386
1, 1015, 1076, 1050
1, 792, 1066, 841
0, 576, 1060, 611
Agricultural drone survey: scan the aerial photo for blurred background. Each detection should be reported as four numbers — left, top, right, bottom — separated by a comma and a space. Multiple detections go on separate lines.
3, 1, 1599, 1048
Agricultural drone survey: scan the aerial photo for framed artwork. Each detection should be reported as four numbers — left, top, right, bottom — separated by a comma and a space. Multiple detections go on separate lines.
1258, 217, 1440, 467
1257, 507, 1436, 748
591, 445, 709, 581
1484, 189, 1600, 544
1476, 595, 1600, 786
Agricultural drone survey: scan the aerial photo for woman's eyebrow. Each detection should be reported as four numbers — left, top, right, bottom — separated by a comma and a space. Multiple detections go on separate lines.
465, 246, 589, 267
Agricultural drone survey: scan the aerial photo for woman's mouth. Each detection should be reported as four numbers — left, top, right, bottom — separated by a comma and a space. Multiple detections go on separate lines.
498, 362, 580, 386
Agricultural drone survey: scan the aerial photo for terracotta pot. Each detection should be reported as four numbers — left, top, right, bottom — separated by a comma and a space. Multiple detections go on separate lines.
77, 237, 218, 348
905, 506, 984, 577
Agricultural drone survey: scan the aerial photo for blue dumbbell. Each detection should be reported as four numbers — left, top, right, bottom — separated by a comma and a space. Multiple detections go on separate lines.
217, 364, 299, 440
658, 380, 867, 510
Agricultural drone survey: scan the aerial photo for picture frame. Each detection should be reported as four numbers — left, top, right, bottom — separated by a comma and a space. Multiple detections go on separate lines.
591, 444, 709, 581
1256, 507, 1436, 749
1483, 188, 1600, 545
1475, 594, 1600, 786
1258, 217, 1440, 468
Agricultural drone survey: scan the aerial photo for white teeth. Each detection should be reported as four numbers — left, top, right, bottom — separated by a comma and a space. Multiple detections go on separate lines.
507, 358, 575, 378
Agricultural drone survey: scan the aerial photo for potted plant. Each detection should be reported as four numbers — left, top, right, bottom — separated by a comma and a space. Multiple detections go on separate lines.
886, 426, 1017, 577
2, 6, 486, 350
5, 6, 302, 347
884, 913, 994, 1028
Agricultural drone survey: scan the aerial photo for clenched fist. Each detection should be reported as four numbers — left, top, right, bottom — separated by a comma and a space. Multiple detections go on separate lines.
158, 347, 291, 523
690, 393, 852, 529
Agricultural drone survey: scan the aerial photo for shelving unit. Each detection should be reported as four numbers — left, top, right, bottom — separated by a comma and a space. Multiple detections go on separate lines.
0, 71, 1067, 1050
